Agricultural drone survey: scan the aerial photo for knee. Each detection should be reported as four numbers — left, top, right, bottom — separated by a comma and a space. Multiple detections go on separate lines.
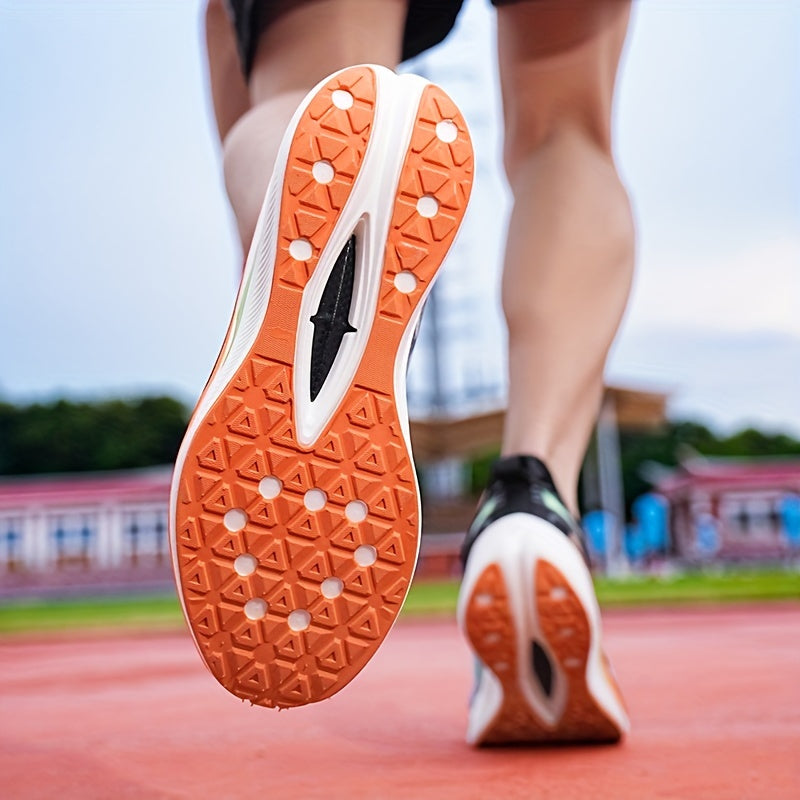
499, 0, 628, 176
503, 108, 612, 180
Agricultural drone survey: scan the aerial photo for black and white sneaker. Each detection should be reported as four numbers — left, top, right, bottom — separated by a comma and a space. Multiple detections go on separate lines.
457, 455, 629, 745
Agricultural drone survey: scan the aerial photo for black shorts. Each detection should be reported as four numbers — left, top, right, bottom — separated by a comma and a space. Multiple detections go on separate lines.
226, 0, 517, 79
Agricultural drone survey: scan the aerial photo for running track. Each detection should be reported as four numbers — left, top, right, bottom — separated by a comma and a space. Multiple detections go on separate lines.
2, 605, 798, 799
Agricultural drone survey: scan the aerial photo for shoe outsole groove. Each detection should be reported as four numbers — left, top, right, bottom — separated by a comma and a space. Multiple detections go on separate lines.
172, 66, 473, 708
465, 560, 623, 744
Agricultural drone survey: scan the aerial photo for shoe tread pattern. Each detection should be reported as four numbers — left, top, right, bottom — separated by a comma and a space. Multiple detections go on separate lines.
173, 68, 473, 708
466, 561, 623, 743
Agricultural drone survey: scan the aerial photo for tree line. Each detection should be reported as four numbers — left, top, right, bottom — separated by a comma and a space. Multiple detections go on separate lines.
0, 396, 189, 475
617, 420, 800, 509
2, 398, 800, 513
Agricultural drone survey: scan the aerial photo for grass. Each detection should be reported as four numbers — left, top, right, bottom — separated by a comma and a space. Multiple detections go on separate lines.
594, 568, 800, 605
0, 594, 182, 635
409, 567, 800, 613
0, 567, 797, 636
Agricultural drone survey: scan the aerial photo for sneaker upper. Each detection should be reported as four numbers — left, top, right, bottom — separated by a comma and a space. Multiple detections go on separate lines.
460, 455, 589, 568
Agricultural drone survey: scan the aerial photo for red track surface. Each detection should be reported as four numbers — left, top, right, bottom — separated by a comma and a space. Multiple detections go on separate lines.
2, 605, 799, 799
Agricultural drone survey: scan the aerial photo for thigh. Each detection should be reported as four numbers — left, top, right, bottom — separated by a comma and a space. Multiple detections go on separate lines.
206, 0, 251, 142
496, 0, 632, 155
248, 0, 407, 103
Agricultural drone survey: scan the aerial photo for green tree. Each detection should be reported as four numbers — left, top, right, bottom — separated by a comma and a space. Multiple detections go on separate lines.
0, 396, 189, 475
619, 421, 800, 516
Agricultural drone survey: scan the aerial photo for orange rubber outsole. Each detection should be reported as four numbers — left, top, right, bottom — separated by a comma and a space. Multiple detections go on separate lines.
465, 560, 625, 744
172, 66, 473, 708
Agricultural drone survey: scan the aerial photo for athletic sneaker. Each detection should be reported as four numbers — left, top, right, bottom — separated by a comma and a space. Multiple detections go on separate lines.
170, 65, 473, 708
457, 455, 629, 745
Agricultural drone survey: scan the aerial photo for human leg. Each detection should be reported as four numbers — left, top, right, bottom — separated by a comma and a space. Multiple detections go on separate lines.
175, 5, 474, 707
498, 0, 635, 513
216, 0, 407, 250
457, 0, 632, 746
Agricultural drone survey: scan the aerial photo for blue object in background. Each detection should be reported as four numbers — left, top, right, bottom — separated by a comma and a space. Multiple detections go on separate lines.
5, 528, 19, 561
583, 510, 613, 559
695, 513, 720, 557
632, 493, 669, 554
624, 522, 648, 562
584, 498, 669, 564
780, 494, 800, 547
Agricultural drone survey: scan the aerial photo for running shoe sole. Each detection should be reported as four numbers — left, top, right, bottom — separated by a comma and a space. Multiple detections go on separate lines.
458, 515, 629, 744
170, 64, 473, 708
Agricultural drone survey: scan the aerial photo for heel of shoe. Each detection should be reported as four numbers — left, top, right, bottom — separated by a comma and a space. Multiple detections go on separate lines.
460, 519, 628, 744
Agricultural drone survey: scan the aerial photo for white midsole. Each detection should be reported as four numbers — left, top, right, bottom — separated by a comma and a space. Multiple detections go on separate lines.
293, 68, 427, 448
457, 516, 630, 744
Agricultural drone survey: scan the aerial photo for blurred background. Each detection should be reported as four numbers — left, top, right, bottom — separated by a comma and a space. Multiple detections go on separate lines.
1, 0, 799, 622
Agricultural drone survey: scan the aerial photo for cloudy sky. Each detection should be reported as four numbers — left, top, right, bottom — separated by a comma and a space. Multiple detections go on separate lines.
2, 0, 798, 434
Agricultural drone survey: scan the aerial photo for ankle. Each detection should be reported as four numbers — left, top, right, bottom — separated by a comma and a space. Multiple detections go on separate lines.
498, 448, 580, 515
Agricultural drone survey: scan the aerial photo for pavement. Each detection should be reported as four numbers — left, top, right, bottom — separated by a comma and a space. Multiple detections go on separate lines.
2, 604, 799, 799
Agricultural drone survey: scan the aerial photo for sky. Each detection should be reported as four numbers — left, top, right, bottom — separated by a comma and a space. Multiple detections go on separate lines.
1, 0, 798, 434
